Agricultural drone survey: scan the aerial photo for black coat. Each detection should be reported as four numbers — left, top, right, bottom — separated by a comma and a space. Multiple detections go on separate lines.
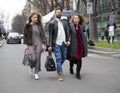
23, 23, 47, 45
48, 19, 70, 47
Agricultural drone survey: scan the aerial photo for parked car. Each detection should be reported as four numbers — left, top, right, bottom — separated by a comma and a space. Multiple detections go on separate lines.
20, 33, 24, 39
6, 32, 21, 44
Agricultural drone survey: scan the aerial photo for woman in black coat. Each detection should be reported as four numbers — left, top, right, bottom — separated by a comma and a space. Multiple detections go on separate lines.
68, 13, 88, 79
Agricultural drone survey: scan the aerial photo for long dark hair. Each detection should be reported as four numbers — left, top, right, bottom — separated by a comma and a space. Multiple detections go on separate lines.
28, 12, 42, 25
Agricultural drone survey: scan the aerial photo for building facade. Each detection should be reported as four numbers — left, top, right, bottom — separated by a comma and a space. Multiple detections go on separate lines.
96, 0, 120, 36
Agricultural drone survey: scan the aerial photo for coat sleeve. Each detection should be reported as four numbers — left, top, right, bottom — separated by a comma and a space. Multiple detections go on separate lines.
48, 22, 54, 47
23, 24, 28, 44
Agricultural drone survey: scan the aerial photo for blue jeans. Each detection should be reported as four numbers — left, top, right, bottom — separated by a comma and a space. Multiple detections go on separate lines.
53, 43, 67, 73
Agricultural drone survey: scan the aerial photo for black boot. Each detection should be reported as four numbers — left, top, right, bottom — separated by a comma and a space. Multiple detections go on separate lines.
76, 73, 81, 79
69, 60, 74, 74
76, 59, 82, 80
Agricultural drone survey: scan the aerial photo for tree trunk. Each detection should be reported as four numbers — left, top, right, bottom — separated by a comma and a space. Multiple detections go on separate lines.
50, 0, 54, 11
77, 0, 80, 11
54, 0, 64, 8
60, 0, 65, 9
112, 0, 116, 9
118, 0, 120, 7
40, 0, 47, 15
87, 0, 98, 41
66, 0, 70, 9
82, 0, 87, 7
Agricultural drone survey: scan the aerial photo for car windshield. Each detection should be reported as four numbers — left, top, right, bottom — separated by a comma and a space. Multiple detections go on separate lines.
8, 33, 19, 36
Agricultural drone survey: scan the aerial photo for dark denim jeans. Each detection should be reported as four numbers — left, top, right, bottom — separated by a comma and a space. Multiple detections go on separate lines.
53, 43, 67, 73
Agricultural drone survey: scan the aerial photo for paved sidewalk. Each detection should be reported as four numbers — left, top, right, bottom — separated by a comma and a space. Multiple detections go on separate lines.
0, 39, 6, 47
88, 46, 120, 59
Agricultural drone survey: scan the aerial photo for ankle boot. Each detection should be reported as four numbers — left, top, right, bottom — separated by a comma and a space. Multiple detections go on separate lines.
69, 61, 74, 74
76, 73, 81, 79
76, 59, 82, 79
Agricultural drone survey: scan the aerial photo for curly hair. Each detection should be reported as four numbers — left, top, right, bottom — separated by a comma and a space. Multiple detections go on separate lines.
70, 13, 88, 25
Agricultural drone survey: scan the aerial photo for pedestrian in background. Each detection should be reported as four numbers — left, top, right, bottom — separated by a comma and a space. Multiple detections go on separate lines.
86, 28, 90, 40
48, 7, 70, 81
116, 26, 120, 41
107, 23, 116, 43
68, 13, 88, 80
23, 12, 47, 80
101, 28, 105, 40
104, 28, 109, 42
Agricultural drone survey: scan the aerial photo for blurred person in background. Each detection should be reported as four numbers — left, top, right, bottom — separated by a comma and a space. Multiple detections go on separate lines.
116, 26, 120, 41
101, 28, 105, 40
107, 23, 116, 43
104, 28, 109, 42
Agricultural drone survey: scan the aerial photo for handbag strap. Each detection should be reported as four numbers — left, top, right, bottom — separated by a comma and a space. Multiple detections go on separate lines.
48, 51, 52, 56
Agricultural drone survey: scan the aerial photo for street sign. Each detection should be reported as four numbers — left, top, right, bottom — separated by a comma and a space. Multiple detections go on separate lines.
87, 2, 93, 14
109, 13, 115, 25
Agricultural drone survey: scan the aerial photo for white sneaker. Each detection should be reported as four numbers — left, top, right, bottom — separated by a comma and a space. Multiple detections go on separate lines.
35, 74, 39, 80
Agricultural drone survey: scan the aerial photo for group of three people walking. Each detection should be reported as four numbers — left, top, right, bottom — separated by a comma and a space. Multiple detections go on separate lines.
23, 7, 88, 81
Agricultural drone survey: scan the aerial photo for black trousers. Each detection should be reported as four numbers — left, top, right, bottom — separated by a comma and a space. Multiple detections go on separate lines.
108, 36, 114, 43
69, 59, 82, 74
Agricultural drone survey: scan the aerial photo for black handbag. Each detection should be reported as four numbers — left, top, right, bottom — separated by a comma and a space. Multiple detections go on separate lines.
22, 49, 35, 66
45, 52, 56, 71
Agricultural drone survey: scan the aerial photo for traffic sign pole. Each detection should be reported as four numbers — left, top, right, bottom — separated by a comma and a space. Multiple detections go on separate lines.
87, 2, 93, 40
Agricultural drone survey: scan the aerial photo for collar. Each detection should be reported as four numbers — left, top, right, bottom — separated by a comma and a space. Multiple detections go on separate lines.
56, 18, 61, 22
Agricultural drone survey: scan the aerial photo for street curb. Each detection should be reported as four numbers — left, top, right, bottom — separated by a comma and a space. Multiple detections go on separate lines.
88, 46, 120, 59
88, 46, 120, 53
0, 39, 6, 47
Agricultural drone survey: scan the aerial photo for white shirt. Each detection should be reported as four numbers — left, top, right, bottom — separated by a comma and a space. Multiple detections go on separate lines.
56, 18, 66, 45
